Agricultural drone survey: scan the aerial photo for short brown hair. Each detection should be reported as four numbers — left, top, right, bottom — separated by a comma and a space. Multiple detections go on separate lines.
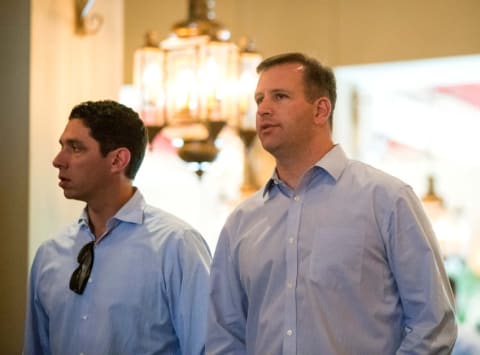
69, 100, 147, 179
257, 52, 337, 128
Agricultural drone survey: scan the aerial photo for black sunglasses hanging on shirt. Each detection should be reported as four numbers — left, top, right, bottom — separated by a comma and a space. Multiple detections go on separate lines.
69, 241, 95, 294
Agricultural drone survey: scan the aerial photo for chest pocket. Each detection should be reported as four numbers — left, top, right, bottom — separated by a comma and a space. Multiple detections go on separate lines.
309, 227, 365, 289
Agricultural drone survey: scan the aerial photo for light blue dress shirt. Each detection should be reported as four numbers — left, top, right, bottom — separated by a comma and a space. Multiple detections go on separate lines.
452, 323, 480, 355
207, 145, 457, 355
24, 189, 211, 355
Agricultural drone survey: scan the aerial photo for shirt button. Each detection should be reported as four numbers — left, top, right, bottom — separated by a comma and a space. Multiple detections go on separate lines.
88, 278, 93, 283
293, 196, 300, 201
286, 329, 293, 336
288, 237, 294, 244
287, 281, 293, 288
82, 315, 88, 320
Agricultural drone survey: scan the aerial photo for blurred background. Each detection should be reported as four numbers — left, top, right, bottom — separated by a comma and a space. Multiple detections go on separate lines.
2, 0, 480, 351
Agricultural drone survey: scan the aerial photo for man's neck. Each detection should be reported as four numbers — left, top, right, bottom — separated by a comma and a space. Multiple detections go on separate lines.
86, 185, 135, 240
275, 143, 334, 190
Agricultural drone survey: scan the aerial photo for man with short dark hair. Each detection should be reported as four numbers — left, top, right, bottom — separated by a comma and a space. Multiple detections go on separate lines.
24, 100, 211, 354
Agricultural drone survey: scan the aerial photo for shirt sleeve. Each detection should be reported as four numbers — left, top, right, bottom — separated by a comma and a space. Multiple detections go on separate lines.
206, 225, 248, 354
385, 186, 457, 354
165, 229, 212, 355
23, 246, 51, 355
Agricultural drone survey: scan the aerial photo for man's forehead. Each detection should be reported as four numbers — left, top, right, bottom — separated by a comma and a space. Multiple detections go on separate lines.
264, 62, 305, 73
60, 119, 91, 138
257, 64, 304, 89
65, 118, 89, 130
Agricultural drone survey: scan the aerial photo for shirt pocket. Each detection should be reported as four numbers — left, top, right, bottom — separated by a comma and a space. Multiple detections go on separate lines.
308, 227, 365, 289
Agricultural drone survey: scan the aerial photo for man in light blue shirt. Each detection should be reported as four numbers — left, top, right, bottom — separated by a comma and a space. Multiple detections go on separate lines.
24, 100, 211, 354
450, 277, 480, 355
207, 53, 457, 354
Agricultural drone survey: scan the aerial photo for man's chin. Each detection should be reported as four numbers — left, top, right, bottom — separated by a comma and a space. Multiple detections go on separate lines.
62, 190, 81, 200
259, 142, 278, 157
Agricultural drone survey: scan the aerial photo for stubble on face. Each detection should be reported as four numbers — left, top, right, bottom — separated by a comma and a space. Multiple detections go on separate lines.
54, 119, 111, 203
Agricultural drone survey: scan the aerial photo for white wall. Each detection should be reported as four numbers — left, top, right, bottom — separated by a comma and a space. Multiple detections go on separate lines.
29, 0, 124, 262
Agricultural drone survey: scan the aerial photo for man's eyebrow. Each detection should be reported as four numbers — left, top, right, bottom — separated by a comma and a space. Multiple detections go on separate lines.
59, 138, 82, 146
270, 88, 289, 93
255, 88, 287, 96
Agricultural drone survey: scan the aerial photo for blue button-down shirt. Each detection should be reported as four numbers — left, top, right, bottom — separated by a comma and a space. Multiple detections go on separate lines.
207, 145, 456, 354
24, 189, 211, 355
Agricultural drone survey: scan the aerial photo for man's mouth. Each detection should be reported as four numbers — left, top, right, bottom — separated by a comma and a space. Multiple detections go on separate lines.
260, 123, 278, 134
58, 176, 69, 187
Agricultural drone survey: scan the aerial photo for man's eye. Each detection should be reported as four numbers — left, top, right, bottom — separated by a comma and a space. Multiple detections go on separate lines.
274, 93, 287, 100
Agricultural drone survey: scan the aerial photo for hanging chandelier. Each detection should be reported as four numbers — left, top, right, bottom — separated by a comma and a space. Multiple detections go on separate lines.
133, 0, 262, 178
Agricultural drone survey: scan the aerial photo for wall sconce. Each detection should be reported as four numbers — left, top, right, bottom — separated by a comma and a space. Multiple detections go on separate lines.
422, 175, 445, 215
75, 0, 103, 35
133, 0, 262, 180
422, 175, 467, 258
238, 128, 258, 196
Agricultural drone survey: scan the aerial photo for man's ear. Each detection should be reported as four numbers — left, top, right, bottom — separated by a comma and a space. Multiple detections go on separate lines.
110, 147, 131, 174
313, 97, 331, 126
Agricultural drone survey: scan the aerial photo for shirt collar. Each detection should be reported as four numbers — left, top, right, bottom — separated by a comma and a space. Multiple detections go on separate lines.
262, 144, 349, 200
262, 171, 282, 200
313, 144, 348, 182
78, 188, 146, 226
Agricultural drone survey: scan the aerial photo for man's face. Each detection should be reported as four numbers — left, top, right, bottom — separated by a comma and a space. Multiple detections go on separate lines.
254, 63, 318, 159
52, 118, 113, 202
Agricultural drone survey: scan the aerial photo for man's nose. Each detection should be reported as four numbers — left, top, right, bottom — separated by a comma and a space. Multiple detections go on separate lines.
52, 150, 65, 168
257, 100, 272, 118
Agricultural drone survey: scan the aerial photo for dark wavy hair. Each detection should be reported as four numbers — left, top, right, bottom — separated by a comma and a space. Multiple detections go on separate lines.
257, 52, 337, 128
69, 100, 147, 179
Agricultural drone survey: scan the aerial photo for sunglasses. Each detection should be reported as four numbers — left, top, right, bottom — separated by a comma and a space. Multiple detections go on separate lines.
69, 241, 95, 294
